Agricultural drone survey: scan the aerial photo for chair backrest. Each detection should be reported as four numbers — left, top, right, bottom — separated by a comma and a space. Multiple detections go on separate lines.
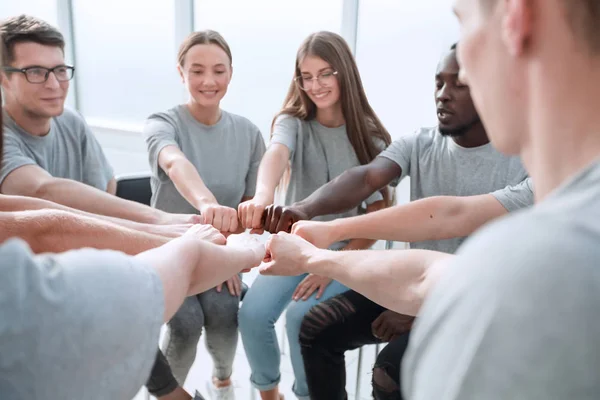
115, 173, 152, 206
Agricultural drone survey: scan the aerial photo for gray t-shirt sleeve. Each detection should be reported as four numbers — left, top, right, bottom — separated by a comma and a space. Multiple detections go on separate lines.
80, 121, 114, 191
404, 214, 600, 400
377, 134, 415, 186
244, 128, 267, 198
491, 177, 534, 212
363, 136, 390, 205
0, 133, 38, 187
269, 115, 298, 157
143, 114, 180, 182
0, 239, 164, 399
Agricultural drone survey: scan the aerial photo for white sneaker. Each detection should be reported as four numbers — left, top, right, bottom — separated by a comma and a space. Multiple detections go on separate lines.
205, 381, 235, 400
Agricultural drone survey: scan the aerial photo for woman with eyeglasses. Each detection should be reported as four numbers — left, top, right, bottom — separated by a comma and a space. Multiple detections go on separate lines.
237, 31, 392, 400
142, 30, 266, 400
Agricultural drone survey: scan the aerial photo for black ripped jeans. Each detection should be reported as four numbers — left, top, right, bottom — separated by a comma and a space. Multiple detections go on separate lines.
300, 289, 409, 400
372, 332, 411, 400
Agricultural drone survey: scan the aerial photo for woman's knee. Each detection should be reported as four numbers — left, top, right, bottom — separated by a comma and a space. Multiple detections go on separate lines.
238, 298, 276, 337
168, 301, 204, 343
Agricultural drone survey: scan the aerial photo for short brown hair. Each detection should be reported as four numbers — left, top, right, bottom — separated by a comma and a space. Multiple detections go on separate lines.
177, 30, 232, 67
482, 0, 600, 52
0, 15, 65, 67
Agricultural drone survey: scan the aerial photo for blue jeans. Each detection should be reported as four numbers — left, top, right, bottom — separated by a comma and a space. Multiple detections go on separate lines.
239, 274, 348, 400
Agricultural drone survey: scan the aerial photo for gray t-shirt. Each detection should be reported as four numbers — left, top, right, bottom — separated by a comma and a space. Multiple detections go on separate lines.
0, 239, 164, 400
144, 106, 266, 212
403, 159, 600, 400
379, 127, 531, 253
271, 115, 384, 220
0, 109, 114, 191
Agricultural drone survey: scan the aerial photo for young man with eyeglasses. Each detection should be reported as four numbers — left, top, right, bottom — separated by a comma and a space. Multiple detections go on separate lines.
0, 15, 200, 228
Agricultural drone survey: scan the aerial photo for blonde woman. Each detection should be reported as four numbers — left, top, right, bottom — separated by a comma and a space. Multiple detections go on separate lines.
143, 31, 266, 400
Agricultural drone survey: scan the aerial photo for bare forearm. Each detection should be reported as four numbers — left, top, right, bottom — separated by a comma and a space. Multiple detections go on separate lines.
329, 196, 490, 243
253, 147, 289, 203
341, 237, 377, 251
307, 248, 453, 315
36, 178, 163, 223
0, 210, 167, 255
136, 237, 261, 321
168, 160, 217, 210
297, 166, 383, 219
0, 194, 171, 237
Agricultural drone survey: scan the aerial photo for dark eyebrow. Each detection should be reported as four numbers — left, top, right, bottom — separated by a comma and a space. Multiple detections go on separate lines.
20, 64, 67, 69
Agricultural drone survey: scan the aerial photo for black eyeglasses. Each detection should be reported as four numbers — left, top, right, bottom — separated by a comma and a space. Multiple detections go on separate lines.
1, 65, 75, 84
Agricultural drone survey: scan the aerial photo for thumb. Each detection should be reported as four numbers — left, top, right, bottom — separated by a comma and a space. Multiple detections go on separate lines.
258, 261, 276, 275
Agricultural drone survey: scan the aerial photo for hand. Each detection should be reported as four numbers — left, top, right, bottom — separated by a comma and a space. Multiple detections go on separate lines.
226, 232, 267, 272
292, 274, 332, 301
200, 203, 239, 232
259, 232, 319, 276
292, 220, 336, 249
184, 224, 226, 245
371, 310, 415, 342
263, 204, 309, 233
216, 274, 243, 297
238, 198, 270, 233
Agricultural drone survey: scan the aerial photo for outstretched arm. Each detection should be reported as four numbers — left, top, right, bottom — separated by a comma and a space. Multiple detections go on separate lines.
0, 165, 194, 225
0, 209, 168, 255
260, 232, 452, 316
136, 234, 265, 321
293, 193, 508, 248
263, 157, 400, 233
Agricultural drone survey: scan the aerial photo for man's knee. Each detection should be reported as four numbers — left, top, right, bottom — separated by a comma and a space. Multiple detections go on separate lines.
298, 296, 355, 348
372, 363, 402, 400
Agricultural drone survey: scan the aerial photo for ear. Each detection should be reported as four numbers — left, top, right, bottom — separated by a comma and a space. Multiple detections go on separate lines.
177, 65, 185, 83
502, 0, 533, 56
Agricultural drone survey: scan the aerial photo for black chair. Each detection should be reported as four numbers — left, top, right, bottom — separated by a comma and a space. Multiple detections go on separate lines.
115, 172, 152, 206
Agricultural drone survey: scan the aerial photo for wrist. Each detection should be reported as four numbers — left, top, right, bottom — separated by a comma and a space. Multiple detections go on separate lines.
294, 201, 314, 220
328, 220, 347, 243
306, 248, 331, 275
253, 192, 274, 206
196, 197, 218, 211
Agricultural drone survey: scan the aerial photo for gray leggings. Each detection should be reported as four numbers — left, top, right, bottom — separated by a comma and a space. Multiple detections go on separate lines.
146, 287, 240, 396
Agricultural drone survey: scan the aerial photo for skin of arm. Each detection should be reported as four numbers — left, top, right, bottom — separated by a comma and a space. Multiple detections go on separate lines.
135, 235, 265, 322
238, 143, 290, 230
0, 165, 191, 225
263, 157, 401, 233
293, 193, 508, 248
106, 177, 117, 195
0, 193, 191, 239
157, 145, 238, 232
0, 209, 168, 255
260, 232, 453, 316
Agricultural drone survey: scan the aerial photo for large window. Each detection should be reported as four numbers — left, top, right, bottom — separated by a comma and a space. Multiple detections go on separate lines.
355, 0, 459, 141
194, 0, 344, 139
71, 0, 181, 129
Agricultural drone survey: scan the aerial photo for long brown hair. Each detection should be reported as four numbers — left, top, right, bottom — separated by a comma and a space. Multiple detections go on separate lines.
274, 31, 392, 202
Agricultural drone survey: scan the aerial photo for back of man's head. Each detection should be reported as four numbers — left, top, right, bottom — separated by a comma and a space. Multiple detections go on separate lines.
481, 0, 600, 53
0, 15, 64, 68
